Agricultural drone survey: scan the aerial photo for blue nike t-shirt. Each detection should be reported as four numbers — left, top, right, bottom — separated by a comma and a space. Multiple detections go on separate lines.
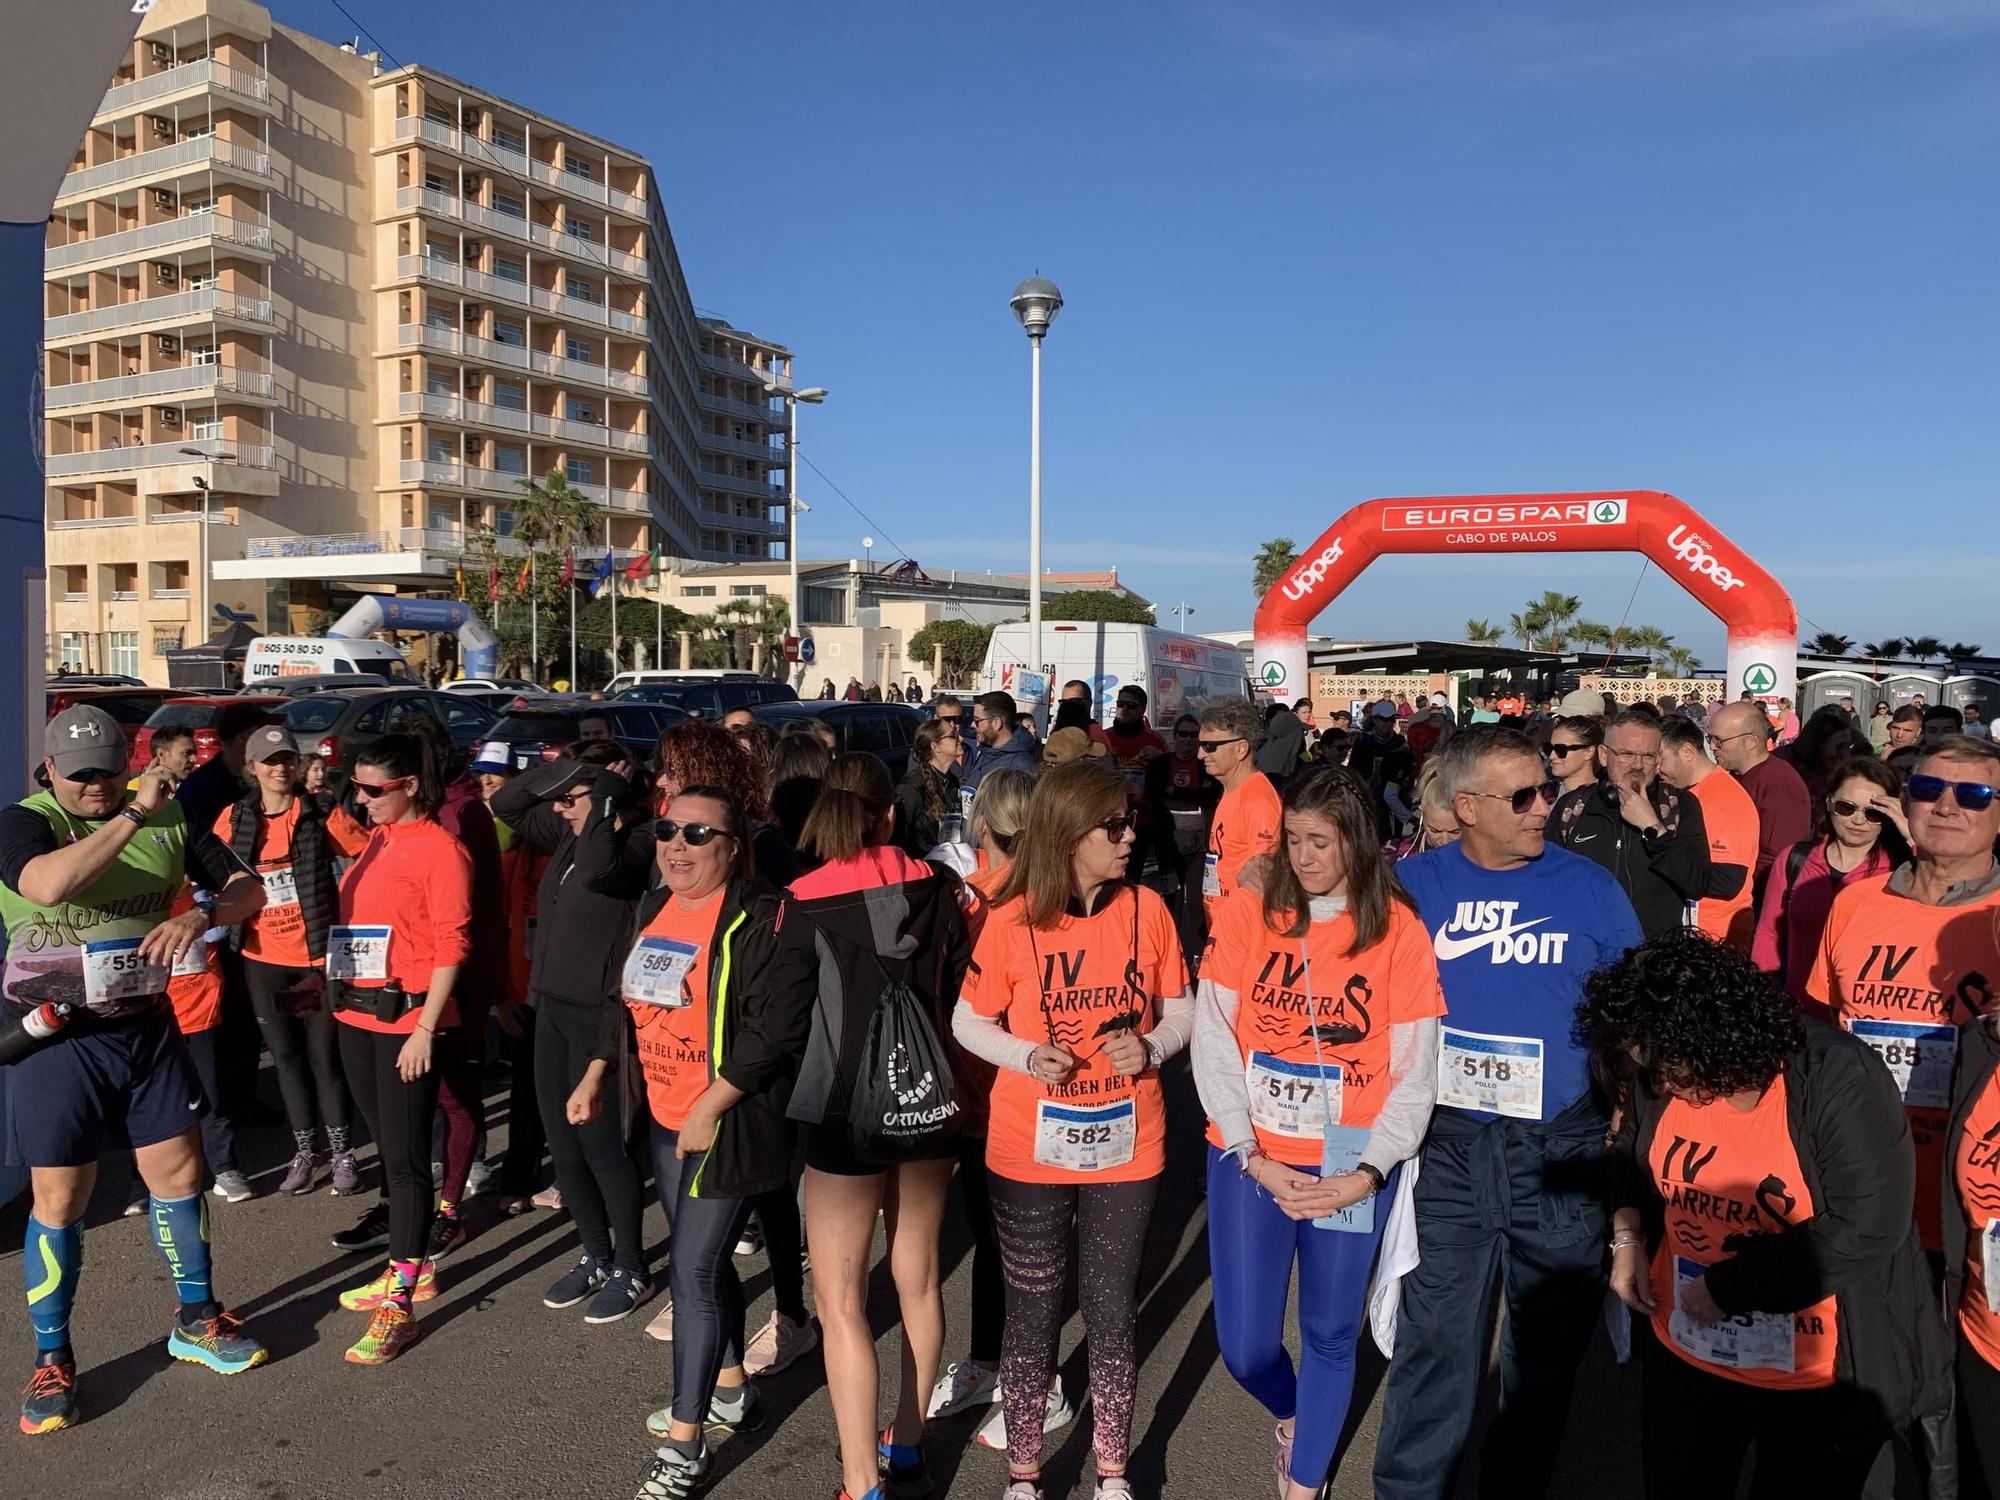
1398, 841, 1642, 1124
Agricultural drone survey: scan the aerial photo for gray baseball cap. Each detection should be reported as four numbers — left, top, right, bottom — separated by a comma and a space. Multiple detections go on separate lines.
45, 705, 127, 778
245, 726, 299, 763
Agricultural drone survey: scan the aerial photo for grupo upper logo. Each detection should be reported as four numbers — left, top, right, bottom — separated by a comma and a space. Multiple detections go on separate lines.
1279, 539, 1344, 602
1381, 499, 1626, 532
1664, 524, 1747, 593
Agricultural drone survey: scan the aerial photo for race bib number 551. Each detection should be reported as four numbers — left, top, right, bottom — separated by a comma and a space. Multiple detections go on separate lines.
82, 937, 168, 1009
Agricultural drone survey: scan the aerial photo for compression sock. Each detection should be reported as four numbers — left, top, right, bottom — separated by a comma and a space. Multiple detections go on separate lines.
387, 1258, 420, 1314
436, 1196, 459, 1222
23, 1219, 82, 1356
878, 1430, 921, 1472
325, 1124, 352, 1155
147, 1194, 217, 1323
291, 1128, 315, 1156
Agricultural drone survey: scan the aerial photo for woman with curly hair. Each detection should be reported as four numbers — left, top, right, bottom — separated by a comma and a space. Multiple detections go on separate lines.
1584, 929, 1950, 1498
652, 721, 797, 888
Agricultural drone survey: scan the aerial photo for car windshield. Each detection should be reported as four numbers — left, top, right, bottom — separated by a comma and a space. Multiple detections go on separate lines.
145, 703, 220, 729
491, 713, 580, 741
278, 697, 348, 733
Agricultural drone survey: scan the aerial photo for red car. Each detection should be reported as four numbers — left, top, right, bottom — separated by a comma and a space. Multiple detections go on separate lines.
131, 696, 287, 773
44, 687, 196, 770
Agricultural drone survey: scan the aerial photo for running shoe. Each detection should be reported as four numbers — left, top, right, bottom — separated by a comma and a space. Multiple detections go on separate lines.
121, 1196, 145, 1219
583, 1266, 653, 1325
166, 1310, 268, 1375
331, 1200, 391, 1252
636, 1442, 709, 1500
210, 1170, 254, 1204
644, 1381, 765, 1440
1273, 1420, 1294, 1494
464, 1159, 498, 1198
742, 1311, 819, 1378
1001, 1485, 1043, 1500
878, 1430, 933, 1500
531, 1184, 565, 1212
544, 1254, 608, 1309
328, 1152, 363, 1196
643, 1298, 676, 1343
426, 1214, 467, 1263
277, 1150, 318, 1195
498, 1194, 532, 1217
927, 1357, 998, 1418
973, 1378, 1075, 1452
1091, 1478, 1131, 1499
733, 1220, 764, 1257
339, 1262, 438, 1311
344, 1305, 418, 1365
18, 1355, 76, 1435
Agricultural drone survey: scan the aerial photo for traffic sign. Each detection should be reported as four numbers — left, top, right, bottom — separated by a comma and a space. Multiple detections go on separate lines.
799, 637, 816, 665
1742, 662, 1777, 694
782, 635, 800, 663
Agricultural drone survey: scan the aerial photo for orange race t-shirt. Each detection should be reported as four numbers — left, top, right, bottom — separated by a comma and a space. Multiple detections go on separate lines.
1648, 1073, 1838, 1390
964, 883, 1187, 1186
1953, 1063, 2000, 1372
1200, 892, 1446, 1165
626, 891, 718, 1132
215, 799, 370, 970
164, 885, 222, 1035
952, 855, 1010, 1135
1689, 769, 1761, 950
1204, 772, 1282, 920
1808, 874, 2000, 1251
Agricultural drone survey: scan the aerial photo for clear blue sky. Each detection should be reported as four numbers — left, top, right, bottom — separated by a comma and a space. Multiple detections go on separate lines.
279, 0, 2000, 663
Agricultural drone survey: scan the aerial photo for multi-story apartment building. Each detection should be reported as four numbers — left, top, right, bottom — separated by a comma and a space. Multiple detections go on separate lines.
42, 0, 794, 683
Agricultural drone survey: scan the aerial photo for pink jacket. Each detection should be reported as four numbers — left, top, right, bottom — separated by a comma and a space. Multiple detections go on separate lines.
1750, 838, 1893, 1010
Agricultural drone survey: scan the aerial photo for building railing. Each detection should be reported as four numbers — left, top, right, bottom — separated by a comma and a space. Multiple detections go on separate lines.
96, 59, 271, 119
393, 323, 648, 395
394, 115, 649, 216
702, 433, 788, 466
396, 390, 646, 451
44, 287, 272, 341
700, 468, 786, 500
702, 350, 790, 391
44, 214, 271, 273
44, 440, 273, 478
58, 136, 270, 199
44, 364, 275, 410
697, 388, 786, 427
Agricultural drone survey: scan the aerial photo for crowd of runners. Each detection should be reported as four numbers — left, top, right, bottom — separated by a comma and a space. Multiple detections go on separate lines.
4, 671, 1999, 1500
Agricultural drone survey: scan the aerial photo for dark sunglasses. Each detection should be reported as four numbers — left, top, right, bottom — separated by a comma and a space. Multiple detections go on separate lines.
1828, 798, 1882, 820
1196, 737, 1244, 753
1093, 814, 1135, 842
1906, 775, 1998, 812
933, 714, 963, 725
351, 777, 409, 799
654, 819, 728, 846
1173, 728, 1197, 738
1547, 742, 1588, 758
63, 767, 124, 785
1475, 779, 1562, 814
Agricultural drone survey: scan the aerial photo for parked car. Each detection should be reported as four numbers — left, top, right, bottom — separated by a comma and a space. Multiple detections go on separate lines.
256, 673, 395, 698
752, 700, 924, 779
602, 668, 765, 696
45, 687, 197, 767
482, 702, 687, 769
275, 688, 498, 783
612, 677, 796, 719
442, 688, 544, 714
441, 679, 548, 696
47, 673, 146, 688
132, 696, 287, 771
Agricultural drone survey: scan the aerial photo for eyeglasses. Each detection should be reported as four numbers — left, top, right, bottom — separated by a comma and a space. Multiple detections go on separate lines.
655, 819, 727, 846
1547, 742, 1588, 758
351, 777, 410, 799
1196, 737, 1244, 753
1828, 798, 1878, 819
1115, 700, 1143, 713
554, 790, 589, 810
1092, 814, 1135, 843
63, 767, 123, 785
1705, 730, 1758, 749
933, 714, 963, 726
1473, 779, 1562, 814
1906, 775, 1999, 812
1173, 728, 1197, 739
1607, 747, 1660, 764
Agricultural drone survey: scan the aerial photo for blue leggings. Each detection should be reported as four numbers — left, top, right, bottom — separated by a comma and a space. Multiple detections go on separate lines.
1205, 1144, 1389, 1490
649, 1121, 752, 1425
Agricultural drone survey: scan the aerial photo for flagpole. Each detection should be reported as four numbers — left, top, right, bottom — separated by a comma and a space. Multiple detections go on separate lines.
606, 518, 616, 679
530, 554, 538, 684
568, 565, 577, 690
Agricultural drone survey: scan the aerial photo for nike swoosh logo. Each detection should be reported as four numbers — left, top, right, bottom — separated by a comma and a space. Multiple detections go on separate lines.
1434, 916, 1551, 962
1572, 834, 1597, 844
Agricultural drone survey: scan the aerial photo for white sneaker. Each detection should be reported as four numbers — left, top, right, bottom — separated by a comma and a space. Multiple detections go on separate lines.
741, 1311, 819, 1377
643, 1298, 675, 1343
464, 1159, 498, 1198
974, 1377, 1075, 1450
928, 1357, 1000, 1418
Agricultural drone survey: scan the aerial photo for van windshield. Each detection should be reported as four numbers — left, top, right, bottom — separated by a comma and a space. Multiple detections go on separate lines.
375, 657, 417, 683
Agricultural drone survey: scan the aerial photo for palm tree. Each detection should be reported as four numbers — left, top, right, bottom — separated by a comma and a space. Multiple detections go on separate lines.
1624, 625, 1671, 665
1860, 639, 1904, 660
1532, 592, 1582, 651
1252, 539, 1299, 595
1661, 645, 1701, 676
1945, 642, 1986, 667
1464, 619, 1503, 644
1804, 631, 1853, 657
1508, 606, 1550, 650
1569, 620, 1613, 651
709, 595, 793, 674
1906, 635, 1946, 667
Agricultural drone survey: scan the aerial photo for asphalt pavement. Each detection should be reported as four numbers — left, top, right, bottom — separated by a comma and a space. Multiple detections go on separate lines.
1, 1062, 1642, 1500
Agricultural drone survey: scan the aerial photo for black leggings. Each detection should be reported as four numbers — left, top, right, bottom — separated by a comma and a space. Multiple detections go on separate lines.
651, 1121, 752, 1424
960, 1136, 1005, 1365
534, 999, 645, 1273
749, 1181, 808, 1325
499, 1006, 547, 1197
338, 1021, 449, 1264
244, 957, 350, 1139
989, 1172, 1159, 1474
181, 1026, 238, 1177
1961, 1340, 2000, 1500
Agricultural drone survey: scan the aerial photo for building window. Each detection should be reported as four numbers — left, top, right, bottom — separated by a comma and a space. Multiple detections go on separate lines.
191, 418, 223, 441
563, 337, 595, 364
493, 256, 526, 283
189, 343, 218, 366
564, 276, 600, 304
492, 382, 526, 411
152, 628, 184, 656
492, 191, 525, 219
564, 157, 595, 181
493, 445, 527, 475
495, 510, 517, 537
681, 585, 716, 599
423, 171, 451, 194
424, 102, 454, 126
564, 458, 594, 485
564, 398, 597, 424
424, 304, 456, 331
493, 319, 525, 347
185, 197, 214, 217
106, 632, 139, 677
728, 585, 766, 597
565, 218, 594, 242
425, 371, 455, 397
56, 633, 86, 671
186, 272, 217, 292
58, 566, 87, 603
426, 437, 455, 463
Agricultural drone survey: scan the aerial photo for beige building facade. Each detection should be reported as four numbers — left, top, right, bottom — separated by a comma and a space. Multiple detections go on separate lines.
43, 0, 793, 683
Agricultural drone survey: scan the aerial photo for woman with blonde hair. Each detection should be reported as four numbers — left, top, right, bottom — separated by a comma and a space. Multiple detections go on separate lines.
953, 760, 1195, 1500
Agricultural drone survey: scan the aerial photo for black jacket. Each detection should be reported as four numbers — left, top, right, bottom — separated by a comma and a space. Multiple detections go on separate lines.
1613, 1021, 1954, 1492
1552, 778, 1710, 941
225, 790, 341, 962
628, 877, 804, 1200
895, 762, 959, 858
491, 759, 653, 1057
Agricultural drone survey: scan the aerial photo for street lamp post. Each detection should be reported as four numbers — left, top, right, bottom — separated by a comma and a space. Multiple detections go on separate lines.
765, 382, 827, 670
180, 446, 236, 647
1010, 276, 1063, 683
1172, 601, 1195, 631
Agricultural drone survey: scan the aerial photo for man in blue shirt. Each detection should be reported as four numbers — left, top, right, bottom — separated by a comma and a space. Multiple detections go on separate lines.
1375, 726, 1642, 1500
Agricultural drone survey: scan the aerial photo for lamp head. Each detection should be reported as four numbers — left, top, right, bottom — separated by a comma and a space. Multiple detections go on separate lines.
1010, 275, 1063, 339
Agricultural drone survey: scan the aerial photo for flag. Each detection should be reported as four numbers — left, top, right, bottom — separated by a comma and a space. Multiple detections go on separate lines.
488, 564, 500, 603
515, 557, 532, 595
559, 550, 575, 586
454, 566, 465, 602
588, 550, 615, 600
625, 543, 658, 583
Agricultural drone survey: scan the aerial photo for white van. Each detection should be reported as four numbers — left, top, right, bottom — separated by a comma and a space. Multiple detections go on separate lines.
979, 622, 1248, 726
243, 636, 417, 687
